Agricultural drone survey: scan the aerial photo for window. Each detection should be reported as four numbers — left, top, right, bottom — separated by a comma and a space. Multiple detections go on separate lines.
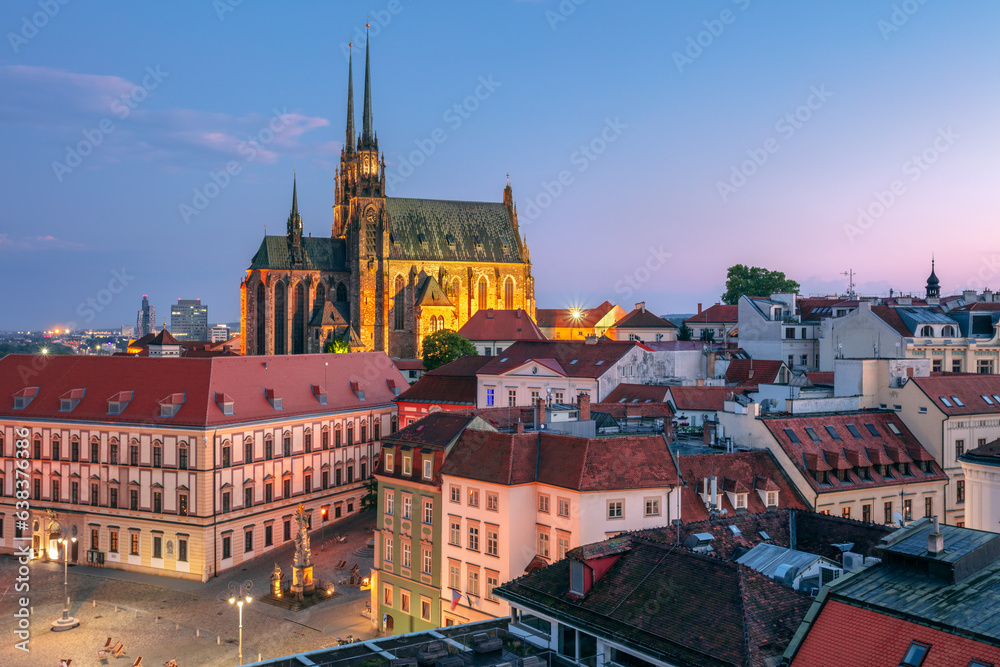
766, 490, 779, 507
450, 485, 460, 503
129, 489, 138, 510
109, 487, 118, 508
51, 436, 61, 461
283, 520, 291, 542
785, 327, 795, 339
845, 424, 863, 439
422, 548, 432, 574
900, 642, 930, 667
282, 435, 291, 457
980, 438, 988, 447
904, 499, 913, 521
863, 504, 872, 523
385, 491, 394, 515
735, 493, 748, 510
153, 536, 162, 559
468, 525, 480, 551
538, 494, 550, 513
423, 500, 433, 524
824, 425, 842, 440
783, 428, 801, 444
153, 491, 162, 513
449, 564, 460, 589
957, 480, 965, 503
842, 506, 851, 519
932, 360, 942, 372
322, 429, 329, 450
864, 423, 881, 437
91, 528, 99, 550
384, 537, 393, 563
51, 480, 60, 502
537, 531, 550, 558
557, 498, 571, 518
508, 389, 517, 407
264, 437, 273, 460
130, 443, 139, 466
804, 427, 821, 442
400, 590, 410, 613
109, 442, 118, 465
265, 483, 273, 504
304, 431, 312, 453
304, 475, 311, 494
421, 597, 431, 622
244, 439, 253, 463
109, 530, 118, 553
91, 439, 100, 463
91, 483, 99, 506
384, 451, 394, 473
608, 500, 623, 519
347, 423, 354, 446
383, 584, 393, 607
403, 496, 412, 520
402, 457, 412, 476
468, 489, 479, 507
245, 487, 253, 508
978, 359, 995, 374
130, 533, 140, 556
940, 396, 953, 407
801, 354, 808, 366
644, 498, 660, 517
884, 501, 893, 524
69, 481, 79, 504
558, 535, 570, 559
487, 492, 499, 511
283, 479, 291, 498
468, 570, 480, 597
450, 520, 461, 546
335, 426, 342, 448
925, 497, 933, 518
423, 459, 432, 480
486, 528, 499, 556
486, 573, 499, 602
953, 360, 963, 373
486, 388, 495, 406
402, 542, 411, 569
956, 440, 965, 458
153, 444, 162, 468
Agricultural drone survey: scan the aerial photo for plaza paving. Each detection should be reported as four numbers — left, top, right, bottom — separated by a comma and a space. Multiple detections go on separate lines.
0, 511, 378, 667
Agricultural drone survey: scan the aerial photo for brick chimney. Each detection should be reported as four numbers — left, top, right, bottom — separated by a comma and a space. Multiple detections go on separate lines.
635, 301, 645, 313
515, 421, 525, 434
697, 303, 703, 314
578, 392, 591, 421
535, 397, 546, 428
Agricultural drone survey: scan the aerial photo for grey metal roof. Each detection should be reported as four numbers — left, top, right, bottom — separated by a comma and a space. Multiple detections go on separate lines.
895, 307, 959, 331
249, 236, 348, 271
385, 197, 523, 263
884, 522, 997, 564
736, 542, 828, 579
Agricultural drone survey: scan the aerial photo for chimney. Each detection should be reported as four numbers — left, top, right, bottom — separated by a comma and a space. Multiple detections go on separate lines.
928, 516, 944, 555
585, 335, 599, 345
697, 303, 703, 314
635, 301, 645, 312
710, 476, 718, 510
515, 421, 525, 434
534, 397, 545, 428
578, 392, 591, 421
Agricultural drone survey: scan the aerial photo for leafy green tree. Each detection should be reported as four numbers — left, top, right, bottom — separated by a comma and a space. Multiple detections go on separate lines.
721, 264, 800, 305
360, 477, 378, 512
677, 322, 693, 341
323, 334, 350, 354
422, 329, 477, 371
699, 328, 715, 343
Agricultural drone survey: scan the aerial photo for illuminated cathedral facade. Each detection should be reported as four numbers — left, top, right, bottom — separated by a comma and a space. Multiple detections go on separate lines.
240, 38, 534, 358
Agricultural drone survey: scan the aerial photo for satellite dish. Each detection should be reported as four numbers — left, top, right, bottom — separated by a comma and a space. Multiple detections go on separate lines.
893, 511, 905, 527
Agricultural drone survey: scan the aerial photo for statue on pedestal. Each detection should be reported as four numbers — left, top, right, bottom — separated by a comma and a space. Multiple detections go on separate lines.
290, 504, 315, 597
271, 564, 283, 597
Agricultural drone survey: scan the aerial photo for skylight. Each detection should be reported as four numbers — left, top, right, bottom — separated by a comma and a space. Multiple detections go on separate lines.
887, 422, 902, 436
982, 395, 994, 405
993, 395, 1000, 404
728, 525, 741, 536
824, 425, 842, 441
940, 396, 953, 407
595, 360, 604, 365
783, 428, 801, 444
569, 360, 578, 365
499, 357, 508, 363
845, 424, 863, 439
952, 396, 965, 407
864, 423, 881, 437
804, 427, 821, 442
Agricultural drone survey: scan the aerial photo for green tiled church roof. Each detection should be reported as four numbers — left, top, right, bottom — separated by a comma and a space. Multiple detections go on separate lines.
250, 236, 348, 271
385, 197, 523, 263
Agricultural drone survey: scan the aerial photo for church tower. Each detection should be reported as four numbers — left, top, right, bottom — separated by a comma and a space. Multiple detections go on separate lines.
926, 258, 940, 298
333, 45, 357, 238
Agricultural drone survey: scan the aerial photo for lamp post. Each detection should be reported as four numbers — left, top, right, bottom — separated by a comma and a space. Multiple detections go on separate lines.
228, 580, 253, 665
51, 536, 79, 631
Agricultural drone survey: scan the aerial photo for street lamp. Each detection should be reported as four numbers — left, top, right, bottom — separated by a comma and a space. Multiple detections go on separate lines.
321, 507, 328, 547
228, 580, 253, 665
51, 536, 79, 631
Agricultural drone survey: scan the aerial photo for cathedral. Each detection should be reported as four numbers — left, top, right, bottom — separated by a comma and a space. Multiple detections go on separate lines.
240, 38, 535, 358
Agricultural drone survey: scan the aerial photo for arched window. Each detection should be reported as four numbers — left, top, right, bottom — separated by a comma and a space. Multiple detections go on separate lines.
274, 280, 287, 355
477, 276, 488, 311
292, 282, 306, 354
438, 315, 446, 331
394, 275, 406, 330
390, 416, 398, 434
90, 437, 100, 463
255, 282, 266, 355
347, 422, 354, 446
314, 283, 326, 316
942, 325, 955, 337
336, 282, 348, 302
504, 277, 515, 310
373, 419, 381, 440
920, 325, 933, 337
264, 434, 274, 460
51, 434, 61, 461
451, 277, 460, 302
360, 421, 367, 443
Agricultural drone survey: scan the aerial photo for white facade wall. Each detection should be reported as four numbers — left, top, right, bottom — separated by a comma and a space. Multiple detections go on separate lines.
959, 459, 1000, 532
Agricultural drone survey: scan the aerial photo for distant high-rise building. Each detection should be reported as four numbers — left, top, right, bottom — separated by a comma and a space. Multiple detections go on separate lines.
208, 324, 231, 343
136, 295, 156, 337
170, 299, 209, 341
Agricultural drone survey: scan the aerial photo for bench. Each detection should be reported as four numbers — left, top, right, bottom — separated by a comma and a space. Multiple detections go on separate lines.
472, 633, 502, 654
131, 657, 143, 667
336, 560, 348, 569
416, 641, 449, 666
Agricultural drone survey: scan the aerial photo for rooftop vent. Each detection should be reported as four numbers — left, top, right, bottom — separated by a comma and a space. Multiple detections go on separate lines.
417, 232, 428, 247
265, 388, 282, 410
59, 388, 85, 413
728, 525, 742, 536
683, 532, 715, 553
215, 392, 235, 416
107, 390, 133, 415
159, 393, 185, 418
350, 381, 365, 401
446, 233, 456, 248
386, 379, 401, 397
311, 384, 328, 405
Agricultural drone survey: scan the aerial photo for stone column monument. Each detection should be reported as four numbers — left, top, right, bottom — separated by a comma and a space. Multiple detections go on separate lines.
290, 504, 315, 597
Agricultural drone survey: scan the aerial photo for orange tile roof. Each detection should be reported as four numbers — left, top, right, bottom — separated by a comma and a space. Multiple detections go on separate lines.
456, 309, 545, 341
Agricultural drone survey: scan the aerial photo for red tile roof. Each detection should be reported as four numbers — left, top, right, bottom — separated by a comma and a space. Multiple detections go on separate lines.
536, 301, 619, 329
393, 358, 425, 371
395, 355, 494, 406
667, 386, 738, 411
685, 303, 738, 325
593, 402, 674, 420
870, 305, 914, 337
456, 309, 546, 341
679, 451, 808, 521
789, 599, 1000, 666
910, 374, 1000, 416
610, 306, 677, 330
725, 359, 786, 385
0, 353, 406, 427
952, 302, 1000, 311
760, 411, 947, 494
476, 340, 641, 379
439, 430, 680, 491
603, 383, 670, 403
382, 412, 479, 448
805, 371, 834, 385
798, 297, 842, 321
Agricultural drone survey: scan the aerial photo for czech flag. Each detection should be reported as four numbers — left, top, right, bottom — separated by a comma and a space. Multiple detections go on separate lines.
450, 589, 462, 611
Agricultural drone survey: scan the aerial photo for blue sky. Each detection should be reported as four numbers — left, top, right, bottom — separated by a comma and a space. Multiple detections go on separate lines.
2, 1, 999, 330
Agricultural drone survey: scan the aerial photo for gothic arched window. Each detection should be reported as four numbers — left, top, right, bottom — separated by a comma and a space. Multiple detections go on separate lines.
336, 282, 348, 303
504, 277, 515, 310
477, 276, 488, 311
394, 275, 405, 330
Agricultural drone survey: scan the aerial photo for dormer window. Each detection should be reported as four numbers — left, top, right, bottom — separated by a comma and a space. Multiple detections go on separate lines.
215, 392, 235, 416
402, 456, 412, 476
312, 385, 328, 405
735, 493, 748, 510
14, 387, 39, 410
265, 389, 282, 410
384, 451, 394, 473
569, 560, 586, 596
417, 233, 428, 248
351, 381, 365, 401
423, 459, 432, 480
60, 388, 85, 413
765, 490, 778, 507
474, 236, 483, 251
159, 393, 185, 418
446, 234, 456, 249
387, 379, 401, 397
107, 391, 133, 415
856, 466, 871, 481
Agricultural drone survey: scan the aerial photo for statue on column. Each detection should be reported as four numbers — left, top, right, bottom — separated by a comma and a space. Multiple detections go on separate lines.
290, 504, 315, 596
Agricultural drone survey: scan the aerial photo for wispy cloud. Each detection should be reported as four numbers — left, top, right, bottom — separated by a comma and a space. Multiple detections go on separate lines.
0, 65, 332, 168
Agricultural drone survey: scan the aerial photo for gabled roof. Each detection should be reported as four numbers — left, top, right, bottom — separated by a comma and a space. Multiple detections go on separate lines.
0, 353, 406, 426
496, 538, 812, 667
439, 430, 680, 491
667, 386, 737, 412
725, 359, 786, 385
536, 301, 620, 329
869, 305, 915, 337
477, 340, 641, 379
910, 374, 1000, 416
603, 383, 670, 404
384, 197, 524, 264
456, 309, 545, 342
382, 412, 479, 448
679, 451, 808, 521
149, 329, 180, 346
249, 235, 348, 271
611, 306, 677, 330
414, 275, 452, 308
685, 303, 738, 325
394, 355, 493, 406
760, 411, 947, 494
308, 299, 350, 327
